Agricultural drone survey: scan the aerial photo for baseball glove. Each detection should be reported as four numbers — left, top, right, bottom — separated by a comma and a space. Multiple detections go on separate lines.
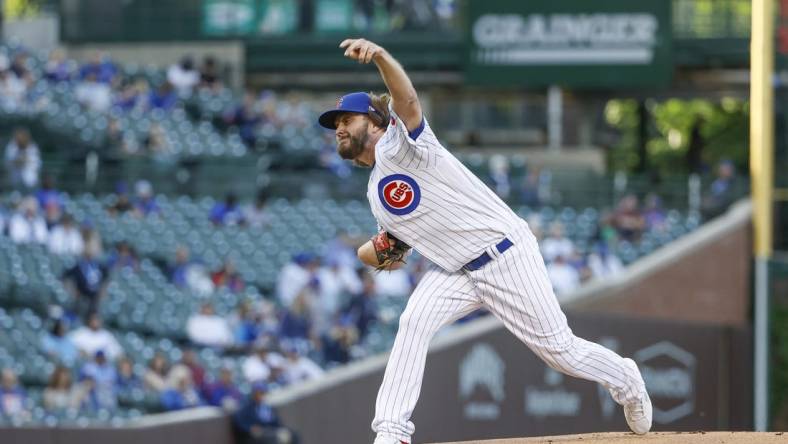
370, 231, 411, 271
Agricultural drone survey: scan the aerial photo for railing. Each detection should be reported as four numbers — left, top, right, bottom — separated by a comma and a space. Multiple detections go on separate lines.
1, 157, 747, 214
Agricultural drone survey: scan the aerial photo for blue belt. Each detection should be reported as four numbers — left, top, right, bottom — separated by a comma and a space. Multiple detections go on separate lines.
464, 238, 514, 271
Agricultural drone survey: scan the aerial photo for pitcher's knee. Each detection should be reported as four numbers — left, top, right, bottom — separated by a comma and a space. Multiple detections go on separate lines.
397, 308, 420, 334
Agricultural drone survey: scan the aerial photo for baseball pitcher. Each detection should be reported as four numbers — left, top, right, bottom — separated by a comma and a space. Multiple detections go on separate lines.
317, 38, 652, 444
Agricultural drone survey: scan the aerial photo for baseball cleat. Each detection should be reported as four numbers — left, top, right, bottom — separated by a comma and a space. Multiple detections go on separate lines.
622, 358, 652, 435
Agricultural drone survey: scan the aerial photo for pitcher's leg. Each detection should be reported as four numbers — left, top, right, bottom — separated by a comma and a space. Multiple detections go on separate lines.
373, 267, 481, 443
474, 233, 644, 406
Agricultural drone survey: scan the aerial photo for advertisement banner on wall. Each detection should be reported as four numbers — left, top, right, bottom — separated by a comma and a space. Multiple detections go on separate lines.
273, 312, 752, 444
465, 0, 674, 88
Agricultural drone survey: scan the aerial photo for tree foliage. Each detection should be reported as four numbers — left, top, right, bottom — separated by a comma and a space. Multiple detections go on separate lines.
604, 98, 749, 175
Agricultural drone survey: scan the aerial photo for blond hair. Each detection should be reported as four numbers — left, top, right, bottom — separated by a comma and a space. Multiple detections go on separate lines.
367, 92, 391, 129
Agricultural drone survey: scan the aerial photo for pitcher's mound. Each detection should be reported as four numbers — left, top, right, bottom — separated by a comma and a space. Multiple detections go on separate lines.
429, 431, 787, 444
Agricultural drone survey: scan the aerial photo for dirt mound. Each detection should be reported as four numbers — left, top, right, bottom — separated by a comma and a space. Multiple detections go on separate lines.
429, 431, 787, 444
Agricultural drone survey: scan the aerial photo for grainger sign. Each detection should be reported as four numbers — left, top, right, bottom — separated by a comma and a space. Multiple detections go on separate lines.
465, 0, 673, 88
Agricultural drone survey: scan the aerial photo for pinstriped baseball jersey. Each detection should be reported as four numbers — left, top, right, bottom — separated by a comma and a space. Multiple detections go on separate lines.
367, 105, 521, 272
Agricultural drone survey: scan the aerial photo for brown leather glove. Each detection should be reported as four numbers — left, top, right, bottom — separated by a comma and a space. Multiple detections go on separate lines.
370, 231, 411, 271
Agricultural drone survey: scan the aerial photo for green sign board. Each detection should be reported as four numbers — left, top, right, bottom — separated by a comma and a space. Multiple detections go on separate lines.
203, 0, 298, 36
465, 0, 673, 88
203, 0, 256, 36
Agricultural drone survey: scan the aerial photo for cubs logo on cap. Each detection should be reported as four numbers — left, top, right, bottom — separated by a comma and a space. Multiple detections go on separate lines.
378, 174, 421, 215
318, 92, 373, 129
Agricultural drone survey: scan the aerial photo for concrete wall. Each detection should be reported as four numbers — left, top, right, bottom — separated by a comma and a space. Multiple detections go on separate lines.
3, 14, 59, 52
564, 200, 752, 326
268, 314, 752, 444
0, 407, 233, 444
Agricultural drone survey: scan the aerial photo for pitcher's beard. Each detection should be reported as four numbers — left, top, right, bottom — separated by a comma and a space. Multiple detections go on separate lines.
337, 133, 367, 161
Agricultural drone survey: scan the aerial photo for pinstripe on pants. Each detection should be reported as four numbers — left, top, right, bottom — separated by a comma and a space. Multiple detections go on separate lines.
371, 222, 644, 443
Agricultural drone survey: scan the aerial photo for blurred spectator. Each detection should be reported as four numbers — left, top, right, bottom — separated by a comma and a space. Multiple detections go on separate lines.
255, 300, 282, 339
205, 366, 242, 411
9, 52, 29, 79
342, 272, 378, 340
143, 353, 170, 393
244, 189, 271, 228
316, 256, 362, 325
227, 91, 263, 147
5, 127, 41, 189
170, 246, 214, 295
210, 192, 245, 226
132, 180, 161, 217
106, 241, 140, 272
596, 211, 619, 247
80, 221, 104, 257
103, 118, 135, 155
281, 342, 323, 385
233, 383, 298, 444
276, 252, 320, 308
541, 222, 575, 263
321, 322, 359, 366
279, 293, 313, 344
167, 56, 200, 96
48, 213, 85, 256
35, 175, 65, 226
243, 341, 285, 383
199, 56, 222, 91
63, 250, 109, 319
546, 255, 580, 296
69, 314, 123, 360
142, 123, 174, 161
321, 231, 361, 271
79, 350, 118, 409
44, 49, 73, 83
41, 319, 80, 367
75, 72, 112, 112
160, 366, 202, 411
178, 348, 208, 394
0, 64, 27, 108
643, 193, 667, 232
612, 194, 646, 241
107, 183, 134, 216
568, 251, 593, 283
148, 81, 178, 111
79, 52, 117, 84
0, 368, 29, 420
116, 356, 143, 393
372, 265, 412, 298
8, 196, 48, 244
187, 303, 234, 348
233, 302, 262, 347
44, 366, 89, 411
702, 159, 739, 219
113, 78, 148, 113
520, 166, 550, 207
212, 258, 245, 293
488, 154, 511, 200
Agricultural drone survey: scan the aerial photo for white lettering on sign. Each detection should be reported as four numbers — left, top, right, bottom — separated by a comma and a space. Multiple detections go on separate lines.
473, 13, 659, 65
524, 388, 582, 417
642, 367, 693, 398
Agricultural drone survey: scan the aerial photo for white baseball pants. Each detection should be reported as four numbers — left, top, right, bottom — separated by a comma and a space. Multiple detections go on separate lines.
372, 222, 644, 443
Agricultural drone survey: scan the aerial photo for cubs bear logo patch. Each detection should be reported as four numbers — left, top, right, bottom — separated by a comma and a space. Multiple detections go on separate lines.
378, 174, 421, 215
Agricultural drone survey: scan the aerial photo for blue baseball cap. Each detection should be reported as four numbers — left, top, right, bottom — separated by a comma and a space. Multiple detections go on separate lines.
318, 92, 377, 130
